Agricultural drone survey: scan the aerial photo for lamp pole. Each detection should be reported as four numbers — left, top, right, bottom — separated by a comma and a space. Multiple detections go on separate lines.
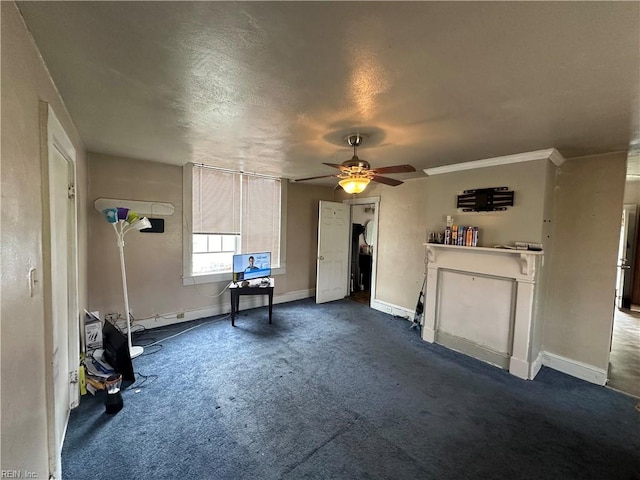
113, 221, 144, 358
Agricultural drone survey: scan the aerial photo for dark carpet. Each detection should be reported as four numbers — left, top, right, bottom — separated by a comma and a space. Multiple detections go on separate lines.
63, 298, 640, 479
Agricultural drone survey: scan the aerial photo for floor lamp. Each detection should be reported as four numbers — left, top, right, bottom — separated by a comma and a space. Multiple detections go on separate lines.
102, 207, 151, 359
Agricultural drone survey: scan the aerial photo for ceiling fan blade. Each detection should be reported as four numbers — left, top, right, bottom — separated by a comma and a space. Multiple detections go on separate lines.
371, 175, 403, 186
294, 174, 338, 182
322, 162, 349, 171
372, 164, 416, 174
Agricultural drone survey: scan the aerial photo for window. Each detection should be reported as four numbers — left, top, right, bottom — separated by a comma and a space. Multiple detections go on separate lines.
192, 233, 239, 275
184, 164, 284, 283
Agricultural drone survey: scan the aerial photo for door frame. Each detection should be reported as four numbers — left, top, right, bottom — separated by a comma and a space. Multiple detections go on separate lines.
40, 102, 79, 478
616, 204, 637, 309
343, 196, 380, 305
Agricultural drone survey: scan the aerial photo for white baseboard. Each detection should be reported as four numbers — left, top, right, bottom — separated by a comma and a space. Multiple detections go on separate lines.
135, 306, 221, 330
278, 288, 315, 304
542, 351, 607, 385
508, 356, 530, 380
530, 350, 544, 380
135, 288, 314, 331
370, 299, 414, 321
437, 331, 510, 370
422, 327, 435, 343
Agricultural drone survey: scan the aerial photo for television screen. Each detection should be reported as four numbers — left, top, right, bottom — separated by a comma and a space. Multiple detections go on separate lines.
232, 252, 271, 282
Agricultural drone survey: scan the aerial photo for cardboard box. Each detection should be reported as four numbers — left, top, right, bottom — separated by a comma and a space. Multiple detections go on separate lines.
84, 312, 103, 350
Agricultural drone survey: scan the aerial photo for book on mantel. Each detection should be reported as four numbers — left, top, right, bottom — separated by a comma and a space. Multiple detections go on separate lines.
515, 242, 543, 251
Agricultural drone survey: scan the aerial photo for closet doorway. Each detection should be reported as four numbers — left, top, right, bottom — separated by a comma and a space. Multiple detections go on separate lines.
344, 197, 380, 306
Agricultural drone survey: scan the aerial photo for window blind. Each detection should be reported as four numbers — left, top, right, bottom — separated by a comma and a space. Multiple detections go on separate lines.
192, 167, 240, 235
242, 175, 281, 267
191, 165, 281, 267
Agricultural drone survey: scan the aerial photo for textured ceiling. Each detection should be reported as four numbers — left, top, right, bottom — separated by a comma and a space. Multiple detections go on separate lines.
17, 1, 640, 184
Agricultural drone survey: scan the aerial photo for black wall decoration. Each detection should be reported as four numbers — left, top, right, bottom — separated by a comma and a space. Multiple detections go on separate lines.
457, 187, 514, 212
140, 218, 165, 233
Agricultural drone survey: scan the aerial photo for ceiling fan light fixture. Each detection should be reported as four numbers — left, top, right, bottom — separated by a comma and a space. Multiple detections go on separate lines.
339, 176, 370, 194
294, 131, 414, 189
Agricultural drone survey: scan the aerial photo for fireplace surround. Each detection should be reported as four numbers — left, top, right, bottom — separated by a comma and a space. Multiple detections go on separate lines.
422, 244, 543, 380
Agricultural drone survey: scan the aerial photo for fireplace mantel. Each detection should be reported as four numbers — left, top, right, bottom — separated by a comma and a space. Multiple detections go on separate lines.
425, 244, 542, 277
422, 244, 543, 380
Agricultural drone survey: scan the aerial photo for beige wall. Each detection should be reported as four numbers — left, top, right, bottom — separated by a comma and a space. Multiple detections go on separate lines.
279, 183, 337, 292
424, 159, 549, 247
531, 161, 560, 361
624, 178, 640, 204
1, 2, 88, 476
88, 153, 190, 319
542, 153, 626, 370
88, 153, 334, 320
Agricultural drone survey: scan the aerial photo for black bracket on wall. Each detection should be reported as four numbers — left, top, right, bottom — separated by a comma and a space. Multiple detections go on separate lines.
140, 218, 165, 233
457, 187, 514, 212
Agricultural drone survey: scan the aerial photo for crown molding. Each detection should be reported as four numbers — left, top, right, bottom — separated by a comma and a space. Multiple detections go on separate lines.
423, 148, 565, 176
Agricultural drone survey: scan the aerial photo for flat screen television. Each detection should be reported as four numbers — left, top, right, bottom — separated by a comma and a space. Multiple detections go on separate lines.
102, 318, 135, 388
232, 252, 271, 282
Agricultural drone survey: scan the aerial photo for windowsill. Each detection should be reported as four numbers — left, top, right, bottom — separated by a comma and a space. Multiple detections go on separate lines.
182, 266, 286, 286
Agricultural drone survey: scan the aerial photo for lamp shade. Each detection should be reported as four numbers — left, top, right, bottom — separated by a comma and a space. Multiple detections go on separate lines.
125, 210, 140, 224
131, 217, 152, 230
102, 208, 118, 224
117, 207, 129, 221
339, 177, 370, 194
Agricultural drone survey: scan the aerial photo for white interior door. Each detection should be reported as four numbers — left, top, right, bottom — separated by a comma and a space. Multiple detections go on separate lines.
51, 146, 70, 452
616, 207, 630, 309
44, 104, 79, 479
316, 201, 350, 303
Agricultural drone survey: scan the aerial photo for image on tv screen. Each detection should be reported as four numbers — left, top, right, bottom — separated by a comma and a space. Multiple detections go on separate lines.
232, 252, 271, 281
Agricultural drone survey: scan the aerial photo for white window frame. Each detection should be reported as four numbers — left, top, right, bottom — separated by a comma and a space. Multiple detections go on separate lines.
192, 233, 240, 275
182, 163, 287, 285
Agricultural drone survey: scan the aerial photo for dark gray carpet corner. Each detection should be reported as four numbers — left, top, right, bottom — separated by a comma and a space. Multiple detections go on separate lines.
63, 298, 640, 480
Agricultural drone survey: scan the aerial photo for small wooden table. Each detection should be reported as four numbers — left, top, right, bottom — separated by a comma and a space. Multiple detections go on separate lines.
229, 278, 274, 326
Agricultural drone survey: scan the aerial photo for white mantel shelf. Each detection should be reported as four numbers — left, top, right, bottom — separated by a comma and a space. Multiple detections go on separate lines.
424, 244, 543, 278
422, 243, 544, 380
423, 243, 543, 255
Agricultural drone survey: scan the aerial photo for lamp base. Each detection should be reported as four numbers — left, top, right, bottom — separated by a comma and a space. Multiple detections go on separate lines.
129, 345, 144, 359
105, 391, 123, 414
